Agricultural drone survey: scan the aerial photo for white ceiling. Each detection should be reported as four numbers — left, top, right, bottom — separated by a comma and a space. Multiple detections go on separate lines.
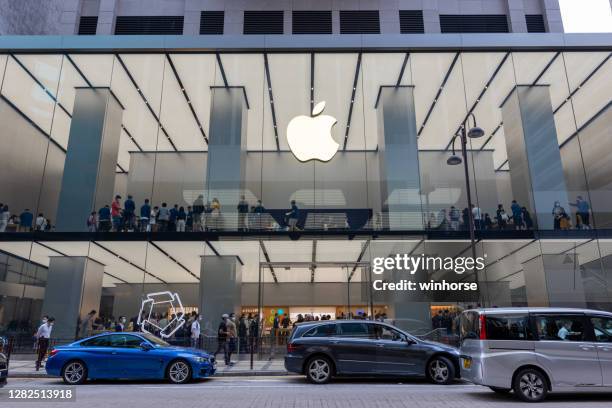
0, 52, 608, 175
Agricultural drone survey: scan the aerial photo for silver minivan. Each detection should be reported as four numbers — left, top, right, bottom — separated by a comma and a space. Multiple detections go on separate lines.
459, 307, 612, 402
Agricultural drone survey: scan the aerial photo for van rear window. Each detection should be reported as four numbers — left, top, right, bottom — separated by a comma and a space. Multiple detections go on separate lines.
460, 311, 480, 340
486, 314, 533, 340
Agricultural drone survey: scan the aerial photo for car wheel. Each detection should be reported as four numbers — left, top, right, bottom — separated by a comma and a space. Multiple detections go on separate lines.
306, 356, 333, 384
513, 368, 548, 402
62, 360, 87, 385
167, 360, 192, 384
489, 386, 511, 394
427, 356, 455, 385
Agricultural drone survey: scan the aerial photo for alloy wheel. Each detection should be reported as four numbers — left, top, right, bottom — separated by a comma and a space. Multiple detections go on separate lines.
429, 359, 449, 383
519, 372, 545, 400
63, 362, 85, 384
168, 361, 190, 383
308, 359, 331, 383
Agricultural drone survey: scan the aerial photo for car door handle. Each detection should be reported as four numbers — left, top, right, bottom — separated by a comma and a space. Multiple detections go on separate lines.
330, 340, 340, 344
111, 351, 118, 355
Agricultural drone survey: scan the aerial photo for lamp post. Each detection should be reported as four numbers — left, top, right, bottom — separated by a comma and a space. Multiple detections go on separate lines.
447, 113, 485, 303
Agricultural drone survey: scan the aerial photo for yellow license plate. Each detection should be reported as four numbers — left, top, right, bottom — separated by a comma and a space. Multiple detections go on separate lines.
462, 358, 472, 369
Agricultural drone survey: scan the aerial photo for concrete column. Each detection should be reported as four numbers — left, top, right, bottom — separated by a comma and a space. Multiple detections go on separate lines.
523, 254, 586, 308
41, 256, 105, 340
501, 85, 569, 230
97, 0, 118, 35
205, 87, 248, 226
199, 256, 242, 333
423, 1, 441, 33
55, 87, 123, 231
376, 86, 422, 230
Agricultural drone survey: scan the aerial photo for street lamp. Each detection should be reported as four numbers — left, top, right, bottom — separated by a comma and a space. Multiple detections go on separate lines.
447, 113, 485, 303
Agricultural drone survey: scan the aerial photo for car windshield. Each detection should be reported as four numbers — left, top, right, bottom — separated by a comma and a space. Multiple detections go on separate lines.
140, 332, 170, 347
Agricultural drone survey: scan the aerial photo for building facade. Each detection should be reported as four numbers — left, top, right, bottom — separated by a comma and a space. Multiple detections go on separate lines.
0, 1, 611, 358
1, 0, 564, 36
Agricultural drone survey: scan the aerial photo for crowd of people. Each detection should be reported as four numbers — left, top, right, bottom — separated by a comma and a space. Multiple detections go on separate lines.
427, 195, 592, 231
0, 204, 52, 232
0, 195, 593, 233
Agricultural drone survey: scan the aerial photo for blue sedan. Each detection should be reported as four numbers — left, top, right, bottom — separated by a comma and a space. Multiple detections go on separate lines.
46, 332, 215, 384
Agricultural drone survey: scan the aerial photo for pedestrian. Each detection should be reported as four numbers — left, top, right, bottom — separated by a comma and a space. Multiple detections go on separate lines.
35, 316, 54, 371
190, 313, 201, 348
169, 204, 179, 232
124, 195, 135, 231
521, 207, 533, 230
552, 201, 563, 230
449, 206, 460, 231
496, 204, 508, 230
79, 310, 96, 339
238, 314, 248, 353
35, 213, 46, 231
177, 206, 187, 232
511, 200, 523, 230
0, 205, 10, 232
192, 194, 205, 232
86, 211, 97, 232
115, 316, 126, 332
226, 313, 237, 365
157, 203, 170, 232
569, 195, 591, 229
186, 206, 193, 231
111, 195, 122, 231
213, 314, 229, 365
237, 195, 249, 231
19, 208, 33, 232
286, 200, 299, 231
471, 204, 482, 230
140, 199, 151, 232
98, 205, 111, 232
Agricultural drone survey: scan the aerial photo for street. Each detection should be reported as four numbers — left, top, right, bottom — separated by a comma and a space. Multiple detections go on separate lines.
2, 376, 612, 407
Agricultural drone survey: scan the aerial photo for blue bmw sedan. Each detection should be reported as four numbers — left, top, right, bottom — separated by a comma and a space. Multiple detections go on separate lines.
46, 332, 215, 384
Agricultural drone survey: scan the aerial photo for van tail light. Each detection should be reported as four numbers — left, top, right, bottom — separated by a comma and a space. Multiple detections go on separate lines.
287, 343, 301, 353
49, 349, 60, 357
479, 314, 487, 340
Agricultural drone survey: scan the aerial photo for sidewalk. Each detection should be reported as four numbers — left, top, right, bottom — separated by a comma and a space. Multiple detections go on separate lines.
7, 357, 289, 378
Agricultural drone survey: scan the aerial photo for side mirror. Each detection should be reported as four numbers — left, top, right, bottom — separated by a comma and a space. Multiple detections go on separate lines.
140, 341, 153, 351
403, 336, 415, 344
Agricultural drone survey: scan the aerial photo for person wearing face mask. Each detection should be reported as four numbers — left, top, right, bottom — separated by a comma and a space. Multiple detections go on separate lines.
35, 316, 55, 371
190, 313, 201, 348
115, 316, 126, 332
226, 313, 237, 365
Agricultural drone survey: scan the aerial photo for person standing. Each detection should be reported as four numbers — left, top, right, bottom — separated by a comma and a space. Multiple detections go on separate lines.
213, 314, 229, 365
190, 313, 201, 348
192, 195, 205, 232
123, 195, 136, 231
157, 203, 170, 232
115, 316, 126, 332
19, 209, 33, 232
237, 195, 249, 231
522, 207, 534, 230
35, 317, 54, 371
449, 206, 460, 231
511, 200, 523, 230
86, 211, 97, 232
79, 310, 96, 339
140, 199, 151, 232
226, 313, 237, 365
238, 314, 248, 353
569, 195, 591, 229
552, 201, 563, 230
286, 200, 299, 231
98, 205, 111, 232
176, 206, 187, 232
496, 204, 508, 230
471, 204, 482, 230
111, 195, 122, 232
0, 205, 10, 232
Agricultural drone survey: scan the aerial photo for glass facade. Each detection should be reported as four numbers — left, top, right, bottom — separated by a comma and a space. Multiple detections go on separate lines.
0, 48, 611, 360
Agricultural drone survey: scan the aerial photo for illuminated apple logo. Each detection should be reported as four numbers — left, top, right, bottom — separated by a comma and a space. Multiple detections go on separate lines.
287, 101, 339, 162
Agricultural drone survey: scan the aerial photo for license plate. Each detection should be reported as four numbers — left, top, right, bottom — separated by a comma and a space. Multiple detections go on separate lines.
462, 358, 472, 369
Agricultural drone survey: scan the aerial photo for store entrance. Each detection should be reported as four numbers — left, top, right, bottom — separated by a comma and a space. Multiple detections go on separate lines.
255, 261, 372, 359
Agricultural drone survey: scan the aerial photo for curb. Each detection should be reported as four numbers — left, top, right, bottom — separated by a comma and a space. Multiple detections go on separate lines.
8, 371, 290, 379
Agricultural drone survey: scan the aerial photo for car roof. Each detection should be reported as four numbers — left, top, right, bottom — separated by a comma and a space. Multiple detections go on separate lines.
463, 307, 612, 317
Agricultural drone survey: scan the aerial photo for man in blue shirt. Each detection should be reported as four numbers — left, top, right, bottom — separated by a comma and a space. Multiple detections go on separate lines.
286, 200, 299, 231
98, 205, 111, 232
140, 199, 151, 232
511, 200, 523, 230
169, 204, 179, 232
123, 195, 136, 230
19, 209, 33, 232
570, 195, 591, 229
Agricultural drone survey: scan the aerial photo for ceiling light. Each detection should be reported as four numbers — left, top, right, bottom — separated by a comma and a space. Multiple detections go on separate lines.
447, 155, 462, 165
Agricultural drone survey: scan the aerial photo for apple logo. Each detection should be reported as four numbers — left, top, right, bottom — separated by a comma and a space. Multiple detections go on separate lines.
287, 101, 339, 162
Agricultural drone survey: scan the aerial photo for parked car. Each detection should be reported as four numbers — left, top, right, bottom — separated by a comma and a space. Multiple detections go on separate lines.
0, 352, 7, 387
285, 320, 460, 384
45, 332, 215, 384
459, 307, 612, 402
